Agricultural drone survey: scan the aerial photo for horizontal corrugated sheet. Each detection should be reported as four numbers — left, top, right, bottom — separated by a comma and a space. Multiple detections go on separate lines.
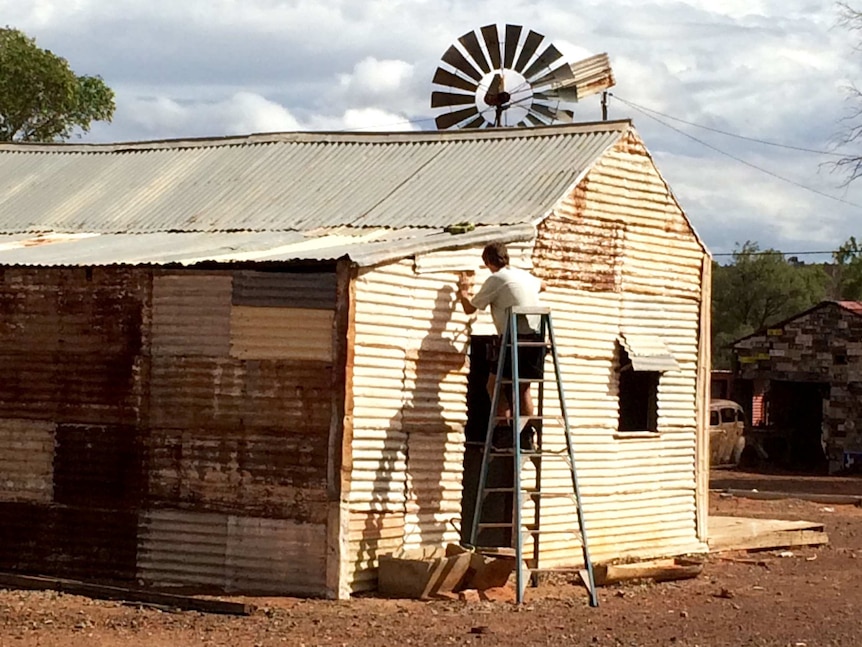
619, 332, 680, 371
0, 225, 537, 269
232, 271, 337, 308
230, 306, 334, 361
138, 509, 327, 595
0, 419, 54, 503
0, 123, 626, 235
346, 258, 473, 591
524, 132, 708, 568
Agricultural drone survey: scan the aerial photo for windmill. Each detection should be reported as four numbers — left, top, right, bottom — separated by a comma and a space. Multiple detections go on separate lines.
431, 24, 615, 130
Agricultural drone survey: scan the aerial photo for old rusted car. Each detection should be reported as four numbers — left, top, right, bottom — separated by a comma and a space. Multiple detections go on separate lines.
709, 399, 746, 466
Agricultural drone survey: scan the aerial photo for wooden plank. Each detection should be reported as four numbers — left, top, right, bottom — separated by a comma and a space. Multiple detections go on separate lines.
0, 573, 254, 615
695, 257, 711, 542
713, 488, 862, 507
592, 557, 703, 586
708, 515, 829, 552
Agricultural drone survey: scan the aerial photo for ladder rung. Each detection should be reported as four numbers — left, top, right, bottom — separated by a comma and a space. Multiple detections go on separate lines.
507, 341, 552, 348
498, 378, 559, 384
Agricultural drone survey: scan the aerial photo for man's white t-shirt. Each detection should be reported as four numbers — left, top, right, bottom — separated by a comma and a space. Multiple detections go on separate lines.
470, 266, 542, 335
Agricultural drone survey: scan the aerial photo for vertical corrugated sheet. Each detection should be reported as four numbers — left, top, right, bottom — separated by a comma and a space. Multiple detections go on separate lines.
0, 419, 54, 503
230, 306, 334, 361
346, 259, 471, 591
138, 509, 327, 595
528, 130, 708, 568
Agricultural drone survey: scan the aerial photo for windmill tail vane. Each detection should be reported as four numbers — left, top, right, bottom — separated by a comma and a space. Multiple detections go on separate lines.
430, 24, 615, 130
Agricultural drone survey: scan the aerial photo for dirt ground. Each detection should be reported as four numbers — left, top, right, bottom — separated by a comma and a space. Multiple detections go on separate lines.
1, 471, 860, 647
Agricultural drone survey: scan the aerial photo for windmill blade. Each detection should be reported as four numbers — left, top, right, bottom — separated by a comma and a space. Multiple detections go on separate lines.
552, 108, 575, 123
523, 44, 564, 81
514, 30, 544, 73
503, 24, 522, 69
462, 114, 488, 129
530, 63, 574, 89
432, 67, 478, 93
442, 45, 483, 82
435, 106, 481, 130
534, 87, 579, 102
458, 29, 491, 74
525, 112, 549, 126
481, 24, 502, 70
530, 102, 558, 121
431, 91, 476, 108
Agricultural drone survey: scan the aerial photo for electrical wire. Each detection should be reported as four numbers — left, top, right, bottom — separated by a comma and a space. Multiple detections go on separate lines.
610, 94, 848, 158
612, 95, 862, 210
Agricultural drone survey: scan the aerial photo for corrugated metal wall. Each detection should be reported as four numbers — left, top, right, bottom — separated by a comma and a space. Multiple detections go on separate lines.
0, 267, 148, 581
346, 259, 472, 591
530, 129, 708, 566
0, 266, 339, 595
139, 269, 336, 595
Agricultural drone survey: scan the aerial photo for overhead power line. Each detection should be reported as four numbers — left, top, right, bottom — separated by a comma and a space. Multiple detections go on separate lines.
610, 94, 847, 157
609, 94, 862, 210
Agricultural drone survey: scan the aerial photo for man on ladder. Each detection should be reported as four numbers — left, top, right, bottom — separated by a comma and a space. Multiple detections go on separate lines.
457, 242, 544, 448
457, 242, 599, 607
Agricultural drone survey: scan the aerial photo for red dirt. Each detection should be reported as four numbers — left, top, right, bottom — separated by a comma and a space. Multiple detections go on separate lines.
2, 476, 861, 647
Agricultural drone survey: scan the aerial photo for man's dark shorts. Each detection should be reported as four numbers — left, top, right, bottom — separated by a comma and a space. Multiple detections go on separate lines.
488, 332, 546, 379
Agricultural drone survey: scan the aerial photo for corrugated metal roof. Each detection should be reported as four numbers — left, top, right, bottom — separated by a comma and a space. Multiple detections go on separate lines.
0, 122, 629, 235
0, 224, 536, 268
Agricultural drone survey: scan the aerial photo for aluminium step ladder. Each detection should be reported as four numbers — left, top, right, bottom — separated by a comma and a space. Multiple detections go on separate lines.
468, 306, 598, 606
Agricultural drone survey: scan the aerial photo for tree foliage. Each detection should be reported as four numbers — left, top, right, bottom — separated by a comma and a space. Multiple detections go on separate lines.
836, 2, 862, 182
0, 27, 114, 142
711, 241, 828, 368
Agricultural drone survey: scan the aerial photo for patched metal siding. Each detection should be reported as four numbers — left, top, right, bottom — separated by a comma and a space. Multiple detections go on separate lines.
138, 510, 327, 595
0, 267, 149, 583
143, 269, 335, 596
346, 259, 471, 591
0, 419, 54, 503
530, 130, 708, 567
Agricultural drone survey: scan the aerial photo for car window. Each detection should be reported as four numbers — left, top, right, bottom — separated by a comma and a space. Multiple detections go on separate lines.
710, 411, 719, 426
720, 408, 736, 423
736, 410, 745, 423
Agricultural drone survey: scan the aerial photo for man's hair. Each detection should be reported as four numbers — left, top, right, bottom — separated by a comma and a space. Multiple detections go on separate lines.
482, 242, 509, 268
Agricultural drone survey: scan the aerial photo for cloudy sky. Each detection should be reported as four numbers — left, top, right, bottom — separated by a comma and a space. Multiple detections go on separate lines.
4, 0, 862, 260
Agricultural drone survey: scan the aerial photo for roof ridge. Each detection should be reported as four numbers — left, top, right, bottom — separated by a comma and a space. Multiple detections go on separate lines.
0, 120, 632, 154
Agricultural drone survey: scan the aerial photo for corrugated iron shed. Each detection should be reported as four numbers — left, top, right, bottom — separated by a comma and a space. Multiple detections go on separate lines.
0, 123, 628, 261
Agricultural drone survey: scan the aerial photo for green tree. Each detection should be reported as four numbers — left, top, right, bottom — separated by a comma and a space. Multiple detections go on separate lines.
0, 27, 114, 142
830, 236, 862, 299
711, 241, 827, 368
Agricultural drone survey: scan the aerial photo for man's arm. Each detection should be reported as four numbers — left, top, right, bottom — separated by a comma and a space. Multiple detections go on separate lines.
458, 272, 477, 314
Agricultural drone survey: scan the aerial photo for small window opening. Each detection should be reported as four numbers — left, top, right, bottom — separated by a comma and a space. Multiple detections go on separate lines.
617, 345, 659, 433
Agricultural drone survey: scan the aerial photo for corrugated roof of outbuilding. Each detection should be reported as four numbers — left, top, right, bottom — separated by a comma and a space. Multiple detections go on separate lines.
0, 121, 630, 235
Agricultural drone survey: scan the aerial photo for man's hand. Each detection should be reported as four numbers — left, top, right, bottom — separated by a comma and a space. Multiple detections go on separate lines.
458, 271, 473, 296
457, 272, 477, 314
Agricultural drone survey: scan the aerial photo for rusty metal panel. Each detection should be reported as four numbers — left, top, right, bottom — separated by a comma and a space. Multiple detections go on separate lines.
528, 138, 709, 568
151, 272, 231, 357
232, 271, 337, 309
146, 427, 328, 521
53, 423, 143, 509
0, 267, 148, 425
0, 419, 54, 503
230, 306, 333, 361
149, 356, 332, 430
0, 502, 139, 582
138, 509, 328, 595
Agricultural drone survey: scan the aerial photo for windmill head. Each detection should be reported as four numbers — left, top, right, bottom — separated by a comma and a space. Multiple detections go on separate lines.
430, 24, 615, 130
